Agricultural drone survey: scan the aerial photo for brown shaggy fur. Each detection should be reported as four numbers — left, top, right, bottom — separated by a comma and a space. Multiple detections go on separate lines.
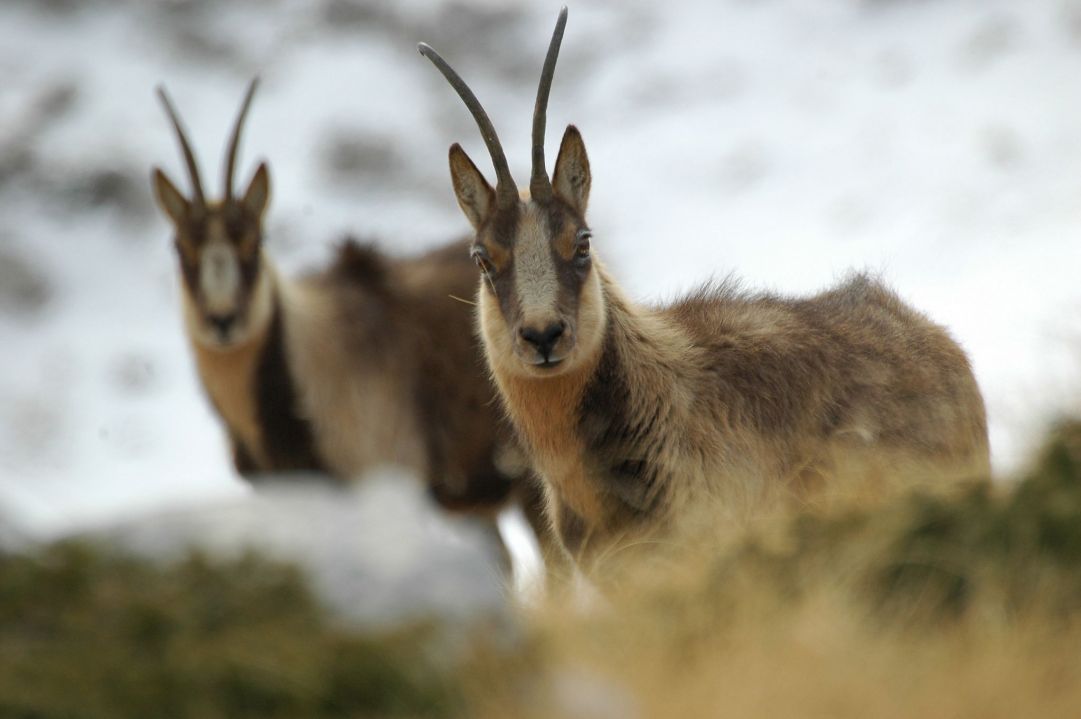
489, 260, 990, 574
151, 83, 556, 572
424, 10, 990, 576
193, 237, 541, 508
183, 235, 560, 571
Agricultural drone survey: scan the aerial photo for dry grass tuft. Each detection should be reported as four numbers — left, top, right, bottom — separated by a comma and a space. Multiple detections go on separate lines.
460, 420, 1081, 718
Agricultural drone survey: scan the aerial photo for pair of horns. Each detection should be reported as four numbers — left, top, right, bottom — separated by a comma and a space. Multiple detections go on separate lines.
419, 6, 568, 207
157, 78, 259, 207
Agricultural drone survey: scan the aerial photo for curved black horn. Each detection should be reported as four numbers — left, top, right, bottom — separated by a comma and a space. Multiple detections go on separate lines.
223, 77, 259, 202
530, 6, 568, 203
418, 42, 518, 208
156, 85, 206, 206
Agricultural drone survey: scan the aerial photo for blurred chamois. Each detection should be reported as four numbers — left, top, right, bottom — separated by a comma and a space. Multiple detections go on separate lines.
420, 8, 990, 574
150, 80, 552, 562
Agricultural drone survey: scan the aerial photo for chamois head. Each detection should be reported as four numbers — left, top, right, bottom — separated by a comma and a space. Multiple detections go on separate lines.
152, 79, 272, 349
420, 7, 602, 377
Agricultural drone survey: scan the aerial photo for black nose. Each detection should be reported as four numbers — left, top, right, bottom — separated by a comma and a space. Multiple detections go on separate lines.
520, 321, 566, 359
209, 313, 236, 337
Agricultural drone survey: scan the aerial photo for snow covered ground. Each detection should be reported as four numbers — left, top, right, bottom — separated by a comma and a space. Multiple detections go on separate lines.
1, 0, 1080, 541
97, 473, 511, 625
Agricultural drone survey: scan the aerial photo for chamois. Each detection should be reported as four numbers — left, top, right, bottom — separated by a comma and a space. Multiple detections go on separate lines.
419, 8, 990, 572
151, 80, 551, 554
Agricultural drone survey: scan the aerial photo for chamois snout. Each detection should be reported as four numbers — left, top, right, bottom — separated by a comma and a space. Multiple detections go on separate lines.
519, 321, 565, 358
515, 317, 574, 368
208, 312, 237, 341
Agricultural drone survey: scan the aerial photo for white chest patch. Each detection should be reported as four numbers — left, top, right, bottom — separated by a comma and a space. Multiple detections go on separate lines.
200, 242, 240, 314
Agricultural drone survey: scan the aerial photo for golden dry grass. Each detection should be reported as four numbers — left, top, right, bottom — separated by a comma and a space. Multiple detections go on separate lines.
458, 421, 1081, 718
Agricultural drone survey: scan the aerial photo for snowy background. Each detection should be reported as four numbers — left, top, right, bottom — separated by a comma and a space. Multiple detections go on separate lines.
2, 0, 1081, 541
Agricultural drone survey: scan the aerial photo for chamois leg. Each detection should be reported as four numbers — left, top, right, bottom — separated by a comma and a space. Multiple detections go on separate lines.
518, 475, 574, 595
481, 518, 513, 578
424, 465, 516, 578
230, 436, 259, 478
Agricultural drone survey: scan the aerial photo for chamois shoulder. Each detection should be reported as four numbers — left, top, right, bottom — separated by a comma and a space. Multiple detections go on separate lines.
394, 238, 478, 301
661, 276, 804, 346
414, 237, 474, 267
286, 237, 404, 362
324, 237, 391, 290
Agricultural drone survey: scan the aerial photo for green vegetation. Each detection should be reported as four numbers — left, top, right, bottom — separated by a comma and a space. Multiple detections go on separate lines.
0, 546, 461, 719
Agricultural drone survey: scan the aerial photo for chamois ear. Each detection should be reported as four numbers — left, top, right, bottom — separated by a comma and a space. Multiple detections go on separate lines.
552, 125, 591, 216
449, 143, 495, 230
152, 168, 190, 224
242, 162, 271, 219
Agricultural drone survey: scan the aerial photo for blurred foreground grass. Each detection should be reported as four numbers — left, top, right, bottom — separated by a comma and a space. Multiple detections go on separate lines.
0, 548, 461, 718
5, 422, 1081, 717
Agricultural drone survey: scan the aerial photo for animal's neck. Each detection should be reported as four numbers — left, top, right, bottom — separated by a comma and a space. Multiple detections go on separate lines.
492, 268, 689, 516
593, 272, 690, 391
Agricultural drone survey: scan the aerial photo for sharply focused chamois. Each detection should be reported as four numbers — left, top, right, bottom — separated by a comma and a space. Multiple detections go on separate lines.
150, 80, 550, 550
420, 8, 990, 573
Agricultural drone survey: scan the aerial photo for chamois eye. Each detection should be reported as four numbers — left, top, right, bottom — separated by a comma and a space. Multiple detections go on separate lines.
470, 246, 494, 275
574, 230, 592, 261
